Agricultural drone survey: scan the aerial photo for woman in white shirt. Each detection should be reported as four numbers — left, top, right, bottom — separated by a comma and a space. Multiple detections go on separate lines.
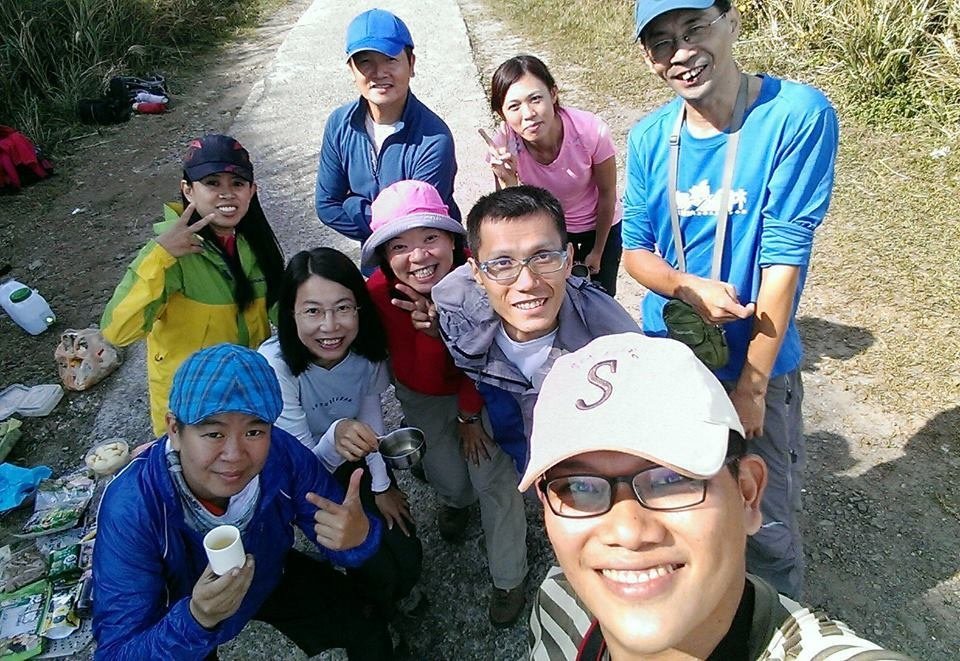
259, 246, 422, 619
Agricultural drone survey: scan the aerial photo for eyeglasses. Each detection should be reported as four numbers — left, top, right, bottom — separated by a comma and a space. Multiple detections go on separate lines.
295, 303, 360, 323
646, 12, 727, 63
539, 457, 740, 518
476, 249, 568, 283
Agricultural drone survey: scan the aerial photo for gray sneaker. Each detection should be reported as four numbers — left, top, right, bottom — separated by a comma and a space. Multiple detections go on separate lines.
489, 584, 525, 627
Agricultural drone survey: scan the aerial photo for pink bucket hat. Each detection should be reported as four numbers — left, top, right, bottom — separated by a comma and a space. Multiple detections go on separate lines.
360, 180, 466, 269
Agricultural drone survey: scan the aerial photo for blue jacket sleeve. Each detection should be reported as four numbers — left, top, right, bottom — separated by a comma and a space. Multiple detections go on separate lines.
314, 114, 373, 242
289, 438, 382, 566
411, 131, 459, 220
759, 104, 839, 267
92, 482, 218, 660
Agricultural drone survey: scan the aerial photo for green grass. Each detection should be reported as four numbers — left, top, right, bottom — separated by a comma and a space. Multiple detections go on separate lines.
0, 0, 285, 151
479, 0, 960, 419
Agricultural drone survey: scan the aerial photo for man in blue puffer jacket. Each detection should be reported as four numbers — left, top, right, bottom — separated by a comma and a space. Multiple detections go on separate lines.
92, 344, 387, 660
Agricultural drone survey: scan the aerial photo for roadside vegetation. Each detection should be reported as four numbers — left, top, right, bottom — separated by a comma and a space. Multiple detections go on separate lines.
0, 0, 283, 150
479, 0, 960, 422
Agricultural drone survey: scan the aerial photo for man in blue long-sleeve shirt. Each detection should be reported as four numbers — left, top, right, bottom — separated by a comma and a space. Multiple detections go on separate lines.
315, 9, 460, 245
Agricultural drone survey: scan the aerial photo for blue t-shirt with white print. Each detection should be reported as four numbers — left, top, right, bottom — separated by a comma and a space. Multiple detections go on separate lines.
622, 74, 838, 381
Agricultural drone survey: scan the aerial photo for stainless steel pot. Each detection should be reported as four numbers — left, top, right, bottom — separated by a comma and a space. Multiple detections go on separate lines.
378, 427, 426, 470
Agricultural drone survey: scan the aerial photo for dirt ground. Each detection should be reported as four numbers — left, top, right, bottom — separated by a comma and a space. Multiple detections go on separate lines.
0, 0, 957, 659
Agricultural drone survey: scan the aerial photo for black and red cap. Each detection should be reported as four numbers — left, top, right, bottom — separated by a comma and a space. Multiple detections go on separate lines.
182, 134, 254, 182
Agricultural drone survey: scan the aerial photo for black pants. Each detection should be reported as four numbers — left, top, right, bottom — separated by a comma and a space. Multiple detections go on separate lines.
568, 221, 623, 296
203, 550, 393, 660
334, 460, 424, 619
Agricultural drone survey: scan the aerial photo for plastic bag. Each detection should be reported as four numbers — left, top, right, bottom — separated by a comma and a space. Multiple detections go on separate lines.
17, 471, 95, 539
54, 328, 122, 391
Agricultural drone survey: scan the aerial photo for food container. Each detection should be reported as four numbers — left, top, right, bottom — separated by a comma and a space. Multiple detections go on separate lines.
84, 439, 130, 476
378, 427, 426, 470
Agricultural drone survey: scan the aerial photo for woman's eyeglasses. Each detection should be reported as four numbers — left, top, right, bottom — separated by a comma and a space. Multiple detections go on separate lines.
295, 303, 360, 323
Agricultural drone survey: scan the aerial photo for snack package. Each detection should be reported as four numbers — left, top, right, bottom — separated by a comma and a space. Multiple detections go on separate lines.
0, 579, 48, 660
39, 582, 79, 640
54, 328, 122, 392
17, 471, 95, 539
47, 546, 80, 581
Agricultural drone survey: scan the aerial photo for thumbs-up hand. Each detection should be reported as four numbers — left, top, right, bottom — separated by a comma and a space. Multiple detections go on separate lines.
306, 468, 370, 551
156, 202, 215, 257
391, 282, 439, 337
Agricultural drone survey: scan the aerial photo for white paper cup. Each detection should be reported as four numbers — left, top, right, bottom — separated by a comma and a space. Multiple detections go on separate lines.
203, 525, 246, 575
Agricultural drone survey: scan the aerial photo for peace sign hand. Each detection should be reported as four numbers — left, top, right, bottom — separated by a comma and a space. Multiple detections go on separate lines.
156, 202, 215, 257
391, 282, 440, 337
306, 468, 371, 551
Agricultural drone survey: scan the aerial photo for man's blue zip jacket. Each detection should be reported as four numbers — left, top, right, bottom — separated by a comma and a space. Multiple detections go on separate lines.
92, 427, 381, 660
314, 91, 460, 242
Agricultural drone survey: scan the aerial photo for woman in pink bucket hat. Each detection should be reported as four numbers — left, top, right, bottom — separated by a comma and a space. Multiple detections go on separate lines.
364, 180, 529, 627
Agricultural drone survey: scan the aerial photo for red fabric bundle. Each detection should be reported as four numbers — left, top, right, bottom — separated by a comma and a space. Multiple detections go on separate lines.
0, 126, 53, 191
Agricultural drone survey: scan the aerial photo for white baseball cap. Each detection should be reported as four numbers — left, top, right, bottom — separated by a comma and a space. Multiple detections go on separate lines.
518, 333, 744, 491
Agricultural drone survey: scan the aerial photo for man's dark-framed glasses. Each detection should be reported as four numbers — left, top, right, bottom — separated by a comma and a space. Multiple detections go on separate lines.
646, 12, 727, 63
476, 249, 568, 282
539, 457, 739, 518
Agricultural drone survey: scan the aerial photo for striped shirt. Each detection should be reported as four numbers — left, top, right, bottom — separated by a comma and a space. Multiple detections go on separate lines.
529, 567, 913, 660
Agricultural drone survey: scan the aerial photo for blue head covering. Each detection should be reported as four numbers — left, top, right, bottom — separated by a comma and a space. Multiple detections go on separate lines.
168, 344, 282, 425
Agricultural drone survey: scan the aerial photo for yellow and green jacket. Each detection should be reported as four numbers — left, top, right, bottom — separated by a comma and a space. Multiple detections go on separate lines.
101, 203, 273, 435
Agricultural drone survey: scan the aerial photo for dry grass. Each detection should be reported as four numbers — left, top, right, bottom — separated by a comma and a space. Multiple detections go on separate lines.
0, 0, 287, 150
478, 0, 960, 420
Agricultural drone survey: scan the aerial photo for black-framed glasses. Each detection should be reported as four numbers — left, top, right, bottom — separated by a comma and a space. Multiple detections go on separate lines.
476, 249, 568, 283
646, 12, 727, 63
539, 456, 740, 519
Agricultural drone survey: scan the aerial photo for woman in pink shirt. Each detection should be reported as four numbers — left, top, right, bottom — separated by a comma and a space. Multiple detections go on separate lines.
486, 54, 622, 295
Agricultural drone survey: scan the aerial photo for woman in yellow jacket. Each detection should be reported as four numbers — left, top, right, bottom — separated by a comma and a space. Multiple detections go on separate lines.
101, 135, 285, 434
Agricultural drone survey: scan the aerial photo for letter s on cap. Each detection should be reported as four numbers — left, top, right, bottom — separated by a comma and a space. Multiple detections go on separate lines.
575, 359, 617, 411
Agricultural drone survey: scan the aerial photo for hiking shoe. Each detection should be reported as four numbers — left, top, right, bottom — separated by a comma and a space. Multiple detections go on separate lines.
437, 505, 469, 542
489, 584, 525, 627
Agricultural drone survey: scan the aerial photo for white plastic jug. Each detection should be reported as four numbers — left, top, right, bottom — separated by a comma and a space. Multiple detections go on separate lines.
0, 280, 56, 335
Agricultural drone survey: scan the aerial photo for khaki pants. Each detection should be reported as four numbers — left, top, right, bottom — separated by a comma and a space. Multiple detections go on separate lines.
395, 382, 528, 590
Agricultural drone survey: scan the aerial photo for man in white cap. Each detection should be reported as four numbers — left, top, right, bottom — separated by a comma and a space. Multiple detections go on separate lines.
315, 8, 460, 249
523, 333, 907, 659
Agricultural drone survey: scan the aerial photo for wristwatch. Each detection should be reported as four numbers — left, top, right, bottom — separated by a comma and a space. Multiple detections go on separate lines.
457, 412, 482, 425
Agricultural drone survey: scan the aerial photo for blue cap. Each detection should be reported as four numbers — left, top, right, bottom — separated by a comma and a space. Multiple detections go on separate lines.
635, 0, 715, 40
168, 344, 282, 426
345, 9, 414, 60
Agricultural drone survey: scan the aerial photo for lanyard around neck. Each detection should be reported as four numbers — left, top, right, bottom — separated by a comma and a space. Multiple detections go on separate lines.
667, 74, 749, 279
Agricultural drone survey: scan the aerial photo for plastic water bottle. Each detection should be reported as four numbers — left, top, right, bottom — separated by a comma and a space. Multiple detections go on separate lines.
0, 280, 56, 335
